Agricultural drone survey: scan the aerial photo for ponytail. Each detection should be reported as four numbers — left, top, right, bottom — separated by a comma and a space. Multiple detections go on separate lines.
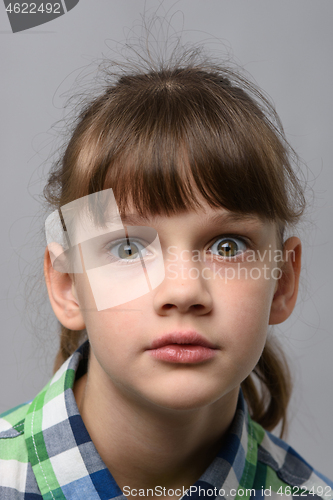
53, 325, 87, 373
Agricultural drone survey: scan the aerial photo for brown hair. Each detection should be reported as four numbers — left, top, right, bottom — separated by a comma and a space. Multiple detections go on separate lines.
45, 55, 305, 438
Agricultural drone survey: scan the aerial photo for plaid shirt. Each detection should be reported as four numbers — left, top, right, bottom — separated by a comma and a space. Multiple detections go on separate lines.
1, 341, 332, 500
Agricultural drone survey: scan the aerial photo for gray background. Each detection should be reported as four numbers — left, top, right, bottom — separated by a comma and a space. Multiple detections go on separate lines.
1, 0, 332, 478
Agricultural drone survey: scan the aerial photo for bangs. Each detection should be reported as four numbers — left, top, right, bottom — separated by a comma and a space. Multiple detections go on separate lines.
56, 68, 305, 227
102, 124, 289, 221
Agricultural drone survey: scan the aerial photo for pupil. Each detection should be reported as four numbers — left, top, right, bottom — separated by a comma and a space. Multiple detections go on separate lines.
119, 242, 139, 259
124, 244, 132, 255
218, 240, 237, 256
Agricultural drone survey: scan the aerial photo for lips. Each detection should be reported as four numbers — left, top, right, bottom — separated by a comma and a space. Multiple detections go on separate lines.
149, 331, 217, 350
147, 331, 218, 363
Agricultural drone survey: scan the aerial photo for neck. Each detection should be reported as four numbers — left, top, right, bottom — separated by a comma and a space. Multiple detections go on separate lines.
74, 361, 239, 493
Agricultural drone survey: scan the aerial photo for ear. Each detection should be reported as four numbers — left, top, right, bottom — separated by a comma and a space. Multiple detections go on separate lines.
44, 247, 86, 330
269, 237, 302, 325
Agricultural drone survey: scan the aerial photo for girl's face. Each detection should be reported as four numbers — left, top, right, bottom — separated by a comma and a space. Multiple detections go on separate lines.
70, 201, 287, 412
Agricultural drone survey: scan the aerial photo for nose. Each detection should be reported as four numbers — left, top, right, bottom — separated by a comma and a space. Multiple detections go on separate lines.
153, 252, 213, 316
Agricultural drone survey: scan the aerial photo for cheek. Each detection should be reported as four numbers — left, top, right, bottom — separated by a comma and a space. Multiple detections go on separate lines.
75, 272, 150, 356
92, 292, 151, 333
236, 280, 274, 332
213, 274, 276, 360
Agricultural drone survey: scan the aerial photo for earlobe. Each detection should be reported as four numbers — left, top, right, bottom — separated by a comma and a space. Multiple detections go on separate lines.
269, 237, 302, 325
44, 247, 86, 330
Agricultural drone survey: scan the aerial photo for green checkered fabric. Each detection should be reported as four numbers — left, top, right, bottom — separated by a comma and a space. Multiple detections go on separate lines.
1, 340, 332, 499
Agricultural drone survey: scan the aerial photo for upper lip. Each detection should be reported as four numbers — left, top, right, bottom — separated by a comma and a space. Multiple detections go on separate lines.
148, 331, 218, 350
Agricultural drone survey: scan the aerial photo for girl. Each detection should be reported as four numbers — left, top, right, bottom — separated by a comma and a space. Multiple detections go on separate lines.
0, 51, 332, 499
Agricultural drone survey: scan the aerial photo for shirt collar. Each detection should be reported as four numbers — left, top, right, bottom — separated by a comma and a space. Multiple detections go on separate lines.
24, 340, 258, 499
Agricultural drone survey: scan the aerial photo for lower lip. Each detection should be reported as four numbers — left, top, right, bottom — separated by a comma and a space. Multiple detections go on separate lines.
148, 345, 216, 363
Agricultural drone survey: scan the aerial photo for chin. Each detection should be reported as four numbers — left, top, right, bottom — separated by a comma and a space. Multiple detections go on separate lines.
148, 387, 222, 412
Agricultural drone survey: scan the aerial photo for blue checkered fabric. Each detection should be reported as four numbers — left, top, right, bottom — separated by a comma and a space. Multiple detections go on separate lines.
1, 340, 332, 499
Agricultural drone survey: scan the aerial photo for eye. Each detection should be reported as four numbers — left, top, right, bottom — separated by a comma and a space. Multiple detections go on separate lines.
208, 237, 247, 258
106, 239, 153, 264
